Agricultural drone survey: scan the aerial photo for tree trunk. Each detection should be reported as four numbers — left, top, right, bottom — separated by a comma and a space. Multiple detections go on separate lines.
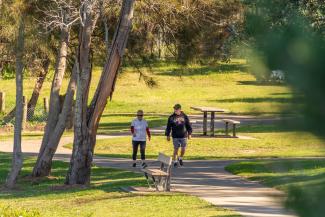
32, 26, 70, 176
31, 63, 77, 177
66, 0, 135, 185
5, 15, 25, 189
65, 1, 99, 185
27, 58, 50, 120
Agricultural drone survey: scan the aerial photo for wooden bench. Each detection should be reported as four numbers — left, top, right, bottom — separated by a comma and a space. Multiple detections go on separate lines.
221, 119, 240, 137
141, 152, 172, 192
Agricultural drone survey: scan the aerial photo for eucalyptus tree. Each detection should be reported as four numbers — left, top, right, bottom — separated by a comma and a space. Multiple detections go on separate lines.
66, 0, 135, 185
32, 0, 82, 177
4, 1, 26, 188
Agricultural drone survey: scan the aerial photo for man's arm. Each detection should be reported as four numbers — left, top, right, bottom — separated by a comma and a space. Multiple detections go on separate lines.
185, 115, 192, 138
165, 117, 172, 140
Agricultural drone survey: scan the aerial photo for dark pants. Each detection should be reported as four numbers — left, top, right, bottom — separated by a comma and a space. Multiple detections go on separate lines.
132, 140, 146, 160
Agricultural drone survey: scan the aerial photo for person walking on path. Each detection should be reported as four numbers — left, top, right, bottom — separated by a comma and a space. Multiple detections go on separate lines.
131, 110, 151, 168
165, 104, 192, 167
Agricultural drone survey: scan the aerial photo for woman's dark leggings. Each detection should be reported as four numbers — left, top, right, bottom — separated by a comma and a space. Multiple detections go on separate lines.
132, 141, 146, 160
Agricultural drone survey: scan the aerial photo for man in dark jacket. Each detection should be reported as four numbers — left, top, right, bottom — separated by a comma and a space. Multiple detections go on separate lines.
165, 104, 192, 167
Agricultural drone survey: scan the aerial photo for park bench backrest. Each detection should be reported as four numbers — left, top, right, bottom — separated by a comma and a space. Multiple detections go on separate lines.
157, 152, 172, 173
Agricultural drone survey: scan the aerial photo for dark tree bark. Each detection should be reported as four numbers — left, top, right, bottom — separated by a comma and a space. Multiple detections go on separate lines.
65, 1, 99, 185
27, 58, 50, 120
5, 15, 25, 189
66, 0, 135, 185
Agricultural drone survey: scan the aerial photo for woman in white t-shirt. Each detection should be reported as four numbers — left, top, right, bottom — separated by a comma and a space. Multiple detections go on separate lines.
130, 110, 151, 168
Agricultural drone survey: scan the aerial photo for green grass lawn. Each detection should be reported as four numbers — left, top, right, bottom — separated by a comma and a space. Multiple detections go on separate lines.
0, 59, 296, 119
97, 114, 167, 134
64, 124, 325, 159
1, 59, 299, 138
103, 60, 298, 116
0, 152, 240, 217
225, 159, 325, 217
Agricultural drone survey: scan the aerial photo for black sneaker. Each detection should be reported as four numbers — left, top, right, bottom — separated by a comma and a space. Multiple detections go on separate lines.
173, 162, 178, 168
132, 163, 136, 167
179, 159, 183, 166
141, 162, 147, 168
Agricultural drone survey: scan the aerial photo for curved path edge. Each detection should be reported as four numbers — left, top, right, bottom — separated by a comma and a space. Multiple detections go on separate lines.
0, 136, 297, 217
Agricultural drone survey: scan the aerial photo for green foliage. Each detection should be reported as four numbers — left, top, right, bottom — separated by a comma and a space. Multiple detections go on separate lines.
243, 0, 325, 135
125, 0, 244, 65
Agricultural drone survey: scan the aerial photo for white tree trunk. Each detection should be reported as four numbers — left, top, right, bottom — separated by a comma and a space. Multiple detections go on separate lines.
5, 15, 25, 189
32, 64, 77, 177
32, 26, 70, 177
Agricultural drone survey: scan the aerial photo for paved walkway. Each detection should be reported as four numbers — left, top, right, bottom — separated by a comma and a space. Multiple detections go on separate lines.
92, 157, 297, 217
0, 135, 297, 217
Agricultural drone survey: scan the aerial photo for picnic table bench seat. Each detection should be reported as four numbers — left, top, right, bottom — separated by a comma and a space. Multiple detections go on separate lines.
221, 119, 240, 137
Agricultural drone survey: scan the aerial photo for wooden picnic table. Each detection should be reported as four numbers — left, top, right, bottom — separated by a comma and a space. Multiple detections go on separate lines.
190, 106, 227, 136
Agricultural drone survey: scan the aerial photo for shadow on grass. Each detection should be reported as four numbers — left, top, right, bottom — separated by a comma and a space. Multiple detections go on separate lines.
269, 92, 293, 96
94, 153, 296, 161
237, 81, 286, 86
210, 97, 303, 104
0, 153, 147, 200
98, 121, 131, 132
238, 118, 324, 135
98, 116, 166, 133
238, 123, 298, 133
158, 64, 248, 77
226, 159, 325, 188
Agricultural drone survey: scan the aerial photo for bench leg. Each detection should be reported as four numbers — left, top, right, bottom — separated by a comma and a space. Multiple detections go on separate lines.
162, 176, 170, 192
151, 176, 160, 191
210, 112, 215, 136
203, 112, 207, 136
233, 124, 237, 137
166, 176, 171, 191
225, 122, 229, 136
144, 173, 154, 189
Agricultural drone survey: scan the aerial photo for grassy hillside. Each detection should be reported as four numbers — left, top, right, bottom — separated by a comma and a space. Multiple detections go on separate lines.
0, 60, 295, 117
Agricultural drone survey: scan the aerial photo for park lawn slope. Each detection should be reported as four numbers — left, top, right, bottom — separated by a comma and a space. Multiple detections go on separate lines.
0, 60, 297, 119
0, 152, 240, 217
64, 124, 325, 159
225, 159, 325, 217
1, 60, 299, 138
104, 60, 296, 116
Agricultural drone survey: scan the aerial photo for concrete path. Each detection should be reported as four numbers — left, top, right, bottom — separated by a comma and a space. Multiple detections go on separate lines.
91, 157, 297, 217
0, 135, 297, 217
0, 135, 119, 154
